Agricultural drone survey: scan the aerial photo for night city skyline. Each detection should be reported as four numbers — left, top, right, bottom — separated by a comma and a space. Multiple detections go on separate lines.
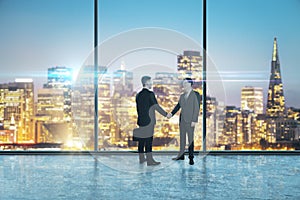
1, 39, 299, 150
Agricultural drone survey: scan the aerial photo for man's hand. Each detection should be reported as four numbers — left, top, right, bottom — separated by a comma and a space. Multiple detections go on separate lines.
167, 113, 172, 119
191, 122, 197, 127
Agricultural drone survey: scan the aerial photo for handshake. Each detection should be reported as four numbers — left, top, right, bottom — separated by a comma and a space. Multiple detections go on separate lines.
166, 112, 197, 127
166, 113, 173, 119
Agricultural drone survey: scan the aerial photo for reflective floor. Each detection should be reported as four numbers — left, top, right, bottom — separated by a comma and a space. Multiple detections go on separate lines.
1, 154, 299, 200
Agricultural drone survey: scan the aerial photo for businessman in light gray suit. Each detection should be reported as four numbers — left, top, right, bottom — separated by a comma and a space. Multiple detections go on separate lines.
167, 78, 200, 165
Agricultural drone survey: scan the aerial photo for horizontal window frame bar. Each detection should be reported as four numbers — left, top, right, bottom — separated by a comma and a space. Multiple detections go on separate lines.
1, 151, 300, 156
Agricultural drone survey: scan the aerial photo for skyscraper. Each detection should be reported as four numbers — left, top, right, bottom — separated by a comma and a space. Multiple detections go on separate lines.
113, 69, 133, 97
237, 110, 255, 144
0, 79, 34, 142
37, 88, 65, 122
47, 66, 72, 89
241, 86, 263, 114
35, 66, 73, 145
266, 38, 286, 118
177, 51, 202, 91
45, 66, 73, 122
72, 65, 112, 149
206, 96, 218, 147
111, 69, 134, 145
222, 106, 239, 145
265, 38, 299, 143
153, 72, 181, 147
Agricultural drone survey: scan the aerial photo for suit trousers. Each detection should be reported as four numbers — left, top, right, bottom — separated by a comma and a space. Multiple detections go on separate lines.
178, 121, 195, 158
138, 136, 153, 153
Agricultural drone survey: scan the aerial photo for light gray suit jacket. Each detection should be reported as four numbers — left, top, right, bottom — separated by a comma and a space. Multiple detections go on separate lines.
171, 90, 200, 123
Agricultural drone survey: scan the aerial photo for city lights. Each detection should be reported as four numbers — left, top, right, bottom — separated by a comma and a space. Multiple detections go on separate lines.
0, 40, 299, 151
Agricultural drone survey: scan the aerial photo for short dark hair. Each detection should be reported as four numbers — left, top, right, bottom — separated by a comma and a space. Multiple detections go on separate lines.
141, 76, 151, 86
184, 77, 193, 86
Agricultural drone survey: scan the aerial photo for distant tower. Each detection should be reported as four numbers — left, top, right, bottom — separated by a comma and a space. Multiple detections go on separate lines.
266, 38, 286, 118
9, 115, 17, 143
177, 50, 202, 82
44, 66, 73, 122
0, 79, 34, 142
177, 50, 203, 97
113, 69, 133, 97
241, 86, 263, 114
46, 66, 72, 89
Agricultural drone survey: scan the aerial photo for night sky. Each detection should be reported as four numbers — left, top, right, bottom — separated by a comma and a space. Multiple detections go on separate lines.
0, 0, 300, 107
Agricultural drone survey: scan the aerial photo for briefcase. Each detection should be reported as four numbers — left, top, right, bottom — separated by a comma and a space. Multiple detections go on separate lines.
132, 127, 143, 141
132, 125, 154, 141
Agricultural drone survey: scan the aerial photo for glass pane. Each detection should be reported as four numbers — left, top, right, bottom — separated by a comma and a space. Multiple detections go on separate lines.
207, 0, 300, 150
0, 0, 93, 150
86, 0, 204, 151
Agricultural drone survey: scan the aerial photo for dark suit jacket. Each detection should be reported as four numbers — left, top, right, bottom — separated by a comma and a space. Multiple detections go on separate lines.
136, 88, 167, 127
171, 90, 200, 123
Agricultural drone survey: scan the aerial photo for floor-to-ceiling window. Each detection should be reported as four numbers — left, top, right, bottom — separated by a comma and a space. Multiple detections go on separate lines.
0, 0, 93, 150
74, 0, 204, 151
207, 0, 300, 151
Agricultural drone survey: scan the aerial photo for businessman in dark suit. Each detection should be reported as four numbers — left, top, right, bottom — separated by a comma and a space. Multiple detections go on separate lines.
135, 76, 168, 166
167, 78, 200, 165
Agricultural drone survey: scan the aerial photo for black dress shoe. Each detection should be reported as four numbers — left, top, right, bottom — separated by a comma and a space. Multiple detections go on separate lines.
146, 152, 160, 166
147, 161, 161, 166
139, 153, 146, 164
139, 158, 146, 164
172, 156, 184, 160
189, 158, 194, 165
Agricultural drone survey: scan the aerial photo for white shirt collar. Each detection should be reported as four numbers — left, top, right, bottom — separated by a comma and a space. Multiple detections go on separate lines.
185, 88, 192, 95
